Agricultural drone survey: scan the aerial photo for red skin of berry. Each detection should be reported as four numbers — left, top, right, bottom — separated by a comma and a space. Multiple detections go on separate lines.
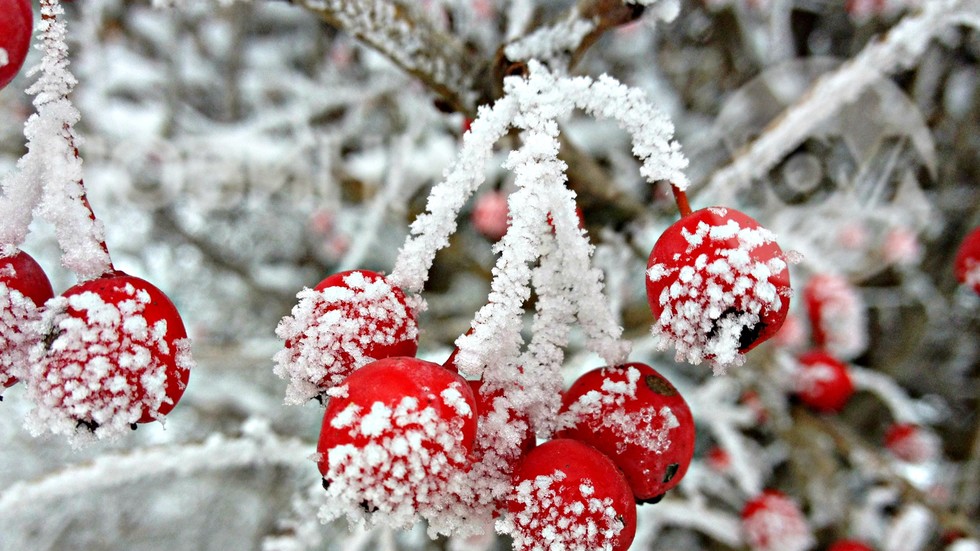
508, 439, 637, 551
0, 0, 32, 90
795, 350, 854, 413
44, 272, 190, 423
646, 207, 790, 358
954, 226, 980, 294
828, 540, 875, 551
317, 356, 478, 477
1, 250, 55, 388
558, 363, 696, 502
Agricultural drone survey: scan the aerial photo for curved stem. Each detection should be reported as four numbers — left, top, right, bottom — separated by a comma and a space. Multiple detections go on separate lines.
671, 184, 692, 218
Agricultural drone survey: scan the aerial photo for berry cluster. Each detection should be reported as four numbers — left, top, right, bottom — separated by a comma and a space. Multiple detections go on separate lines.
276, 266, 703, 549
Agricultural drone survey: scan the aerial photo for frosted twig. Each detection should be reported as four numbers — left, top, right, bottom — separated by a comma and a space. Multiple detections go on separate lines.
291, 0, 478, 114
850, 366, 926, 424
0, 0, 114, 278
704, 0, 980, 196
638, 498, 743, 547
0, 419, 311, 517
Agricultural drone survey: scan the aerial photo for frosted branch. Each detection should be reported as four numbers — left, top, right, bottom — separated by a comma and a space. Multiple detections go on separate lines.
850, 366, 927, 424
704, 0, 980, 195
0, 419, 310, 517
291, 0, 478, 114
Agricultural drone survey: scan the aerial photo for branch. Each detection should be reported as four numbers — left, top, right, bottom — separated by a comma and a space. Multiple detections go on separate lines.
289, 0, 480, 115
701, 0, 980, 197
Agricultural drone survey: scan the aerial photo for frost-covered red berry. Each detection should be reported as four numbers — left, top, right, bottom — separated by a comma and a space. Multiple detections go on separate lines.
0, 0, 33, 90
794, 350, 854, 413
741, 490, 815, 551
25, 272, 194, 442
885, 422, 940, 464
316, 356, 477, 527
954, 227, 980, 295
274, 270, 419, 404
646, 207, 791, 372
558, 363, 695, 502
828, 540, 875, 551
1, 250, 54, 393
502, 438, 637, 551
803, 274, 867, 360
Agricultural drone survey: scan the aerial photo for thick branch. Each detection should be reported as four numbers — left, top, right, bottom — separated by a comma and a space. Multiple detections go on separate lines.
290, 0, 480, 115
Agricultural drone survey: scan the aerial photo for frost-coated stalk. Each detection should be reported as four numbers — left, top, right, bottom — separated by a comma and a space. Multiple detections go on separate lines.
0, 0, 113, 278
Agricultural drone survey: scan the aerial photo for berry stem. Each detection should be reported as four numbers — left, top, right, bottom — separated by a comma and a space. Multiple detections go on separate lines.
41, 0, 115, 277
671, 184, 692, 218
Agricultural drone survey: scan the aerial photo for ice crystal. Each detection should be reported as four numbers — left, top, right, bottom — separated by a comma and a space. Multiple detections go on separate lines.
0, 277, 42, 390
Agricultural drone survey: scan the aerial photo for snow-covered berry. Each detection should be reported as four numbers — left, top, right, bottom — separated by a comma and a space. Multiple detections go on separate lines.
25, 272, 194, 443
884, 422, 941, 464
0, 0, 33, 90
954, 227, 980, 295
646, 207, 791, 372
558, 363, 695, 502
274, 270, 419, 404
501, 438, 637, 551
828, 540, 875, 551
316, 356, 477, 528
1, 250, 54, 393
741, 490, 815, 551
472, 190, 510, 241
803, 273, 867, 360
794, 350, 854, 413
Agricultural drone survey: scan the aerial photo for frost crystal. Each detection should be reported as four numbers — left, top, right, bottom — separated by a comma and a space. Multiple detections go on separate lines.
318, 393, 471, 533
274, 271, 418, 405
24, 285, 191, 445
0, 279, 42, 390
499, 470, 623, 551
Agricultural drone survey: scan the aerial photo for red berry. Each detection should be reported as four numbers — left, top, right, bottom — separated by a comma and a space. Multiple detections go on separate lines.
558, 363, 695, 502
803, 274, 867, 360
707, 446, 730, 472
26, 272, 193, 440
884, 422, 940, 464
504, 439, 637, 551
954, 227, 980, 295
828, 540, 875, 551
472, 190, 510, 241
794, 350, 854, 413
646, 207, 791, 371
469, 379, 536, 455
0, 0, 32, 90
275, 270, 418, 404
741, 490, 815, 551
317, 356, 477, 525
1, 250, 55, 391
